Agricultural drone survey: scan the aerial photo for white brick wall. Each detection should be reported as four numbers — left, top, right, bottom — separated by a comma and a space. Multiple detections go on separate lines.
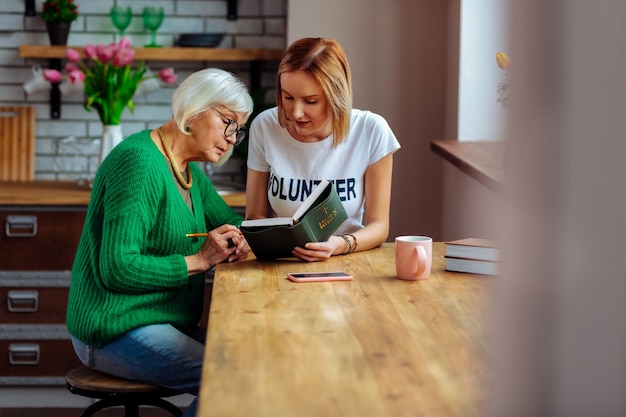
0, 0, 286, 184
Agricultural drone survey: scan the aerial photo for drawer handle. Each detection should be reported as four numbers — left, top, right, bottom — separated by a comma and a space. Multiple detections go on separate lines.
5, 215, 38, 237
7, 290, 39, 312
8, 343, 40, 365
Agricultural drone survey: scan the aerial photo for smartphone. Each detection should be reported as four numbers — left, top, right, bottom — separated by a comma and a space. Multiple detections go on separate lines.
287, 271, 353, 283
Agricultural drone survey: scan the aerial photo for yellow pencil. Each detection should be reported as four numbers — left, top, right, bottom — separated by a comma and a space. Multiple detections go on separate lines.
186, 233, 209, 237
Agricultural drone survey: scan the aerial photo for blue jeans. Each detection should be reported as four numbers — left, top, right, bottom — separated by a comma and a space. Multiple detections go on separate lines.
71, 324, 206, 417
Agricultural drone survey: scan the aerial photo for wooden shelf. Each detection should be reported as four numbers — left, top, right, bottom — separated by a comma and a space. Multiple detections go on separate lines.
19, 45, 284, 62
19, 45, 283, 119
431, 140, 507, 194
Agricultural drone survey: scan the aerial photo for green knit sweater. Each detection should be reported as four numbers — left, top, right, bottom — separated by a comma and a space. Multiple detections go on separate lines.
66, 130, 242, 347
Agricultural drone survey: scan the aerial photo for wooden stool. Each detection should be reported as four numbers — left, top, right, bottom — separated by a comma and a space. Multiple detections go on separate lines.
65, 366, 183, 417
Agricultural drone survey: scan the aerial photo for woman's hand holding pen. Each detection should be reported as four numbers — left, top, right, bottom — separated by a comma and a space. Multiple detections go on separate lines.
184, 224, 250, 275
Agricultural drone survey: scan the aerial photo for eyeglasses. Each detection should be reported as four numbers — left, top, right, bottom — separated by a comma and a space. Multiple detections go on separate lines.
212, 107, 246, 146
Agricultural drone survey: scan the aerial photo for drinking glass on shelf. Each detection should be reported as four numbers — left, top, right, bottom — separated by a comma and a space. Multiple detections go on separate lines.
142, 6, 164, 47
110, 6, 132, 40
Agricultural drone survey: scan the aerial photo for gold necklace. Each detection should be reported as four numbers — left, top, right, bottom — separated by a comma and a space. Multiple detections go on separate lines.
158, 127, 193, 190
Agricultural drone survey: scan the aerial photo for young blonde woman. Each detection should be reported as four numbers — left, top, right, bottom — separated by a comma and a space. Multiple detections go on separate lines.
246, 37, 401, 262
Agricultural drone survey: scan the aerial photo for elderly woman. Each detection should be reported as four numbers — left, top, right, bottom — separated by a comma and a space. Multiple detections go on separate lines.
66, 68, 253, 417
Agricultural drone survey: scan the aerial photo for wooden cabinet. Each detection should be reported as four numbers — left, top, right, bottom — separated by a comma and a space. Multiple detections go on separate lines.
0, 204, 86, 386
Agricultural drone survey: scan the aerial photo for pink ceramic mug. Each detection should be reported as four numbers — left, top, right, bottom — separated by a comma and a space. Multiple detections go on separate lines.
395, 236, 432, 280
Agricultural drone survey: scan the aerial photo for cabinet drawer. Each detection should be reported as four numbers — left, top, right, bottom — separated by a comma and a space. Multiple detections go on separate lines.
0, 339, 81, 380
0, 287, 69, 324
0, 206, 86, 270
0, 324, 81, 384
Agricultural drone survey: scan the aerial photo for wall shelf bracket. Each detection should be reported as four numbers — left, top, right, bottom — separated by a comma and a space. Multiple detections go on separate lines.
49, 58, 61, 119
227, 0, 238, 20
24, 0, 36, 17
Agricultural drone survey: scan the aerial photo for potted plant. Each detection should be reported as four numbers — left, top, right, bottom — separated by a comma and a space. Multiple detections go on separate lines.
42, 0, 79, 45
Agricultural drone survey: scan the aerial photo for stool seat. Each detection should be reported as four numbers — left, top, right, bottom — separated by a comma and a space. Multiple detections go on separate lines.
66, 366, 183, 417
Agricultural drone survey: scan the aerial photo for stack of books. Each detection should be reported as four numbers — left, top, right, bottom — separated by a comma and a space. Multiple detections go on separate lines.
444, 238, 499, 276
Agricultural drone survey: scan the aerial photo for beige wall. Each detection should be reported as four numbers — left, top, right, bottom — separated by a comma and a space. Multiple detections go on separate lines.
441, 164, 503, 240
287, 0, 455, 240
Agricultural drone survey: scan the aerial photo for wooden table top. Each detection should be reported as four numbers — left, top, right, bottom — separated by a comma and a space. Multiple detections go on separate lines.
200, 242, 492, 417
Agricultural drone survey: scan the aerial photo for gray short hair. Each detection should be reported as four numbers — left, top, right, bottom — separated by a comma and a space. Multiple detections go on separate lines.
171, 68, 253, 166
171, 68, 253, 135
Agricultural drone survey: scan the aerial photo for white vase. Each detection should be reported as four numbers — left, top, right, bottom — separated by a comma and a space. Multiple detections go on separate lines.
99, 125, 123, 167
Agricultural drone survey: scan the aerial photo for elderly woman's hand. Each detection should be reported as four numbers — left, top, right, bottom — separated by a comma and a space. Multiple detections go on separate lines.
185, 224, 250, 274
219, 225, 250, 263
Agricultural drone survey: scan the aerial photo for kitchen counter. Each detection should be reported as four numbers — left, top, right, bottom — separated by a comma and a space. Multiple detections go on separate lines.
430, 140, 506, 193
0, 181, 246, 207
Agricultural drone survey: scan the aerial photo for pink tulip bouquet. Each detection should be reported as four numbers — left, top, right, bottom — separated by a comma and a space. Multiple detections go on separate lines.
44, 37, 177, 125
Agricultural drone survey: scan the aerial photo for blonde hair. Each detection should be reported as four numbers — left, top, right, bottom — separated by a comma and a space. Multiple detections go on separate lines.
276, 37, 353, 146
171, 68, 253, 165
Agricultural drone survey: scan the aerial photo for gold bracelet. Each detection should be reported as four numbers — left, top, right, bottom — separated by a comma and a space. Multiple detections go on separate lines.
348, 234, 358, 252
341, 234, 353, 254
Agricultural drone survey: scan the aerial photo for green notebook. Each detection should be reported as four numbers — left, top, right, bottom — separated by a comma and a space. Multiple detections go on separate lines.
240, 180, 348, 260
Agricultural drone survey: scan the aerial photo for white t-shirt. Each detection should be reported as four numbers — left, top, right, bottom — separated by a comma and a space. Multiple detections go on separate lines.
247, 107, 401, 234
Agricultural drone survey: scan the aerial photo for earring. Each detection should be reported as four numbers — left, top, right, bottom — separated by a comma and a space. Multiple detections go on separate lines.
186, 126, 191, 132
